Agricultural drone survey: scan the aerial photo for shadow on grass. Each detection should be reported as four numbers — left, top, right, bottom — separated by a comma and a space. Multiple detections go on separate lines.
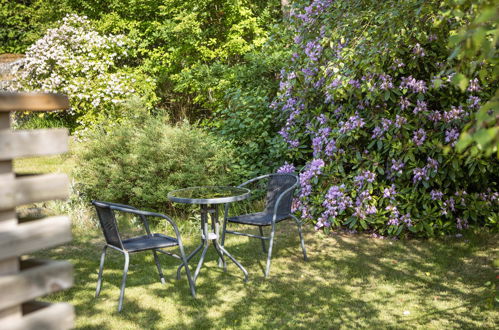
37, 224, 498, 329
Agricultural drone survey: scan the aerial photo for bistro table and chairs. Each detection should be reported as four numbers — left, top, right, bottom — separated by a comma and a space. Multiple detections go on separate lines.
92, 173, 307, 311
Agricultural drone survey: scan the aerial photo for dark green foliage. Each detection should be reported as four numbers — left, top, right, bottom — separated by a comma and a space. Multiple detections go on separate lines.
451, 1, 499, 155
197, 39, 291, 179
73, 117, 237, 213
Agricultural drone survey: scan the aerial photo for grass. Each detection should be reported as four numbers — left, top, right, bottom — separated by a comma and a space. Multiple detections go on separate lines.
15, 154, 499, 329
34, 225, 498, 329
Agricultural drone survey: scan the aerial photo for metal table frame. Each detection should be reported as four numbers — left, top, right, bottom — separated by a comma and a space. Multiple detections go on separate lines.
168, 186, 250, 283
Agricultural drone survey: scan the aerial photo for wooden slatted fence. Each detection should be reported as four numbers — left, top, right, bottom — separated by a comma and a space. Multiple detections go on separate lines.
0, 91, 74, 329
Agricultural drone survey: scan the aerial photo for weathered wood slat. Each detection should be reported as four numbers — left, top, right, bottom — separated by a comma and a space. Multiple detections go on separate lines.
0, 302, 74, 330
0, 129, 68, 160
0, 173, 69, 211
0, 92, 69, 112
0, 111, 22, 322
0, 216, 71, 260
0, 259, 73, 311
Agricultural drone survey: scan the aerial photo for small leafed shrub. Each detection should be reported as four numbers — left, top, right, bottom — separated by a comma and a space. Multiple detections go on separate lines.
73, 118, 236, 213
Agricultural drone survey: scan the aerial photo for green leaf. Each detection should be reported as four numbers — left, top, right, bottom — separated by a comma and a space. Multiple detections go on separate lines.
451, 73, 468, 92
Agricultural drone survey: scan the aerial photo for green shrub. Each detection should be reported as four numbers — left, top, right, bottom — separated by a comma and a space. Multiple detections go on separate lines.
73, 117, 237, 213
191, 38, 292, 179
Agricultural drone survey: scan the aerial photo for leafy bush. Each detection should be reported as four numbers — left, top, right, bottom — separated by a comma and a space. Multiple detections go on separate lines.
1, 0, 281, 123
450, 2, 498, 155
191, 37, 292, 179
272, 0, 499, 237
0, 0, 32, 53
73, 117, 237, 213
8, 14, 157, 131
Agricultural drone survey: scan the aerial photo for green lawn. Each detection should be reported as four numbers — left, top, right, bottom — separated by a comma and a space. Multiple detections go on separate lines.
16, 154, 499, 329
34, 225, 498, 329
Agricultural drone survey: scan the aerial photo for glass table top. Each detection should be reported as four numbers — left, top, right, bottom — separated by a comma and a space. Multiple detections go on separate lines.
168, 186, 250, 204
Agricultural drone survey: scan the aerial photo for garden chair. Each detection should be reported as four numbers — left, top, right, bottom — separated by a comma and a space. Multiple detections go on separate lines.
92, 200, 195, 312
220, 173, 308, 277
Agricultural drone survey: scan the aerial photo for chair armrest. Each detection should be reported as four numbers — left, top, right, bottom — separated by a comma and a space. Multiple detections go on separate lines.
237, 174, 272, 188
109, 206, 183, 242
92, 200, 138, 210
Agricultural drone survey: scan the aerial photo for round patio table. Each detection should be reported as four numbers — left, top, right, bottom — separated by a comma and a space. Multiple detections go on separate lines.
168, 186, 250, 283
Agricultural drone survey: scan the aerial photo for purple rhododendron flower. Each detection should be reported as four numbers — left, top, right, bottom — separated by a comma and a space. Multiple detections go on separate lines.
431, 190, 443, 200
400, 76, 427, 93
467, 78, 480, 92
379, 73, 394, 90
443, 106, 466, 122
400, 97, 410, 110
445, 128, 459, 146
427, 157, 439, 170
467, 95, 480, 109
400, 213, 412, 227
383, 185, 397, 199
413, 100, 427, 114
339, 114, 365, 134
391, 159, 405, 174
394, 115, 407, 128
427, 111, 442, 122
372, 126, 383, 139
412, 128, 426, 146
277, 162, 296, 173
412, 167, 429, 183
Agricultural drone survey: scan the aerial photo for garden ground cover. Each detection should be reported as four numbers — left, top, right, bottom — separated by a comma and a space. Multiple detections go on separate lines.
17, 155, 499, 329
33, 222, 498, 329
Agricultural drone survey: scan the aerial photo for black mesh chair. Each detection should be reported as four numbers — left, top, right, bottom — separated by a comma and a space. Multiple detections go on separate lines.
220, 173, 308, 277
92, 200, 195, 312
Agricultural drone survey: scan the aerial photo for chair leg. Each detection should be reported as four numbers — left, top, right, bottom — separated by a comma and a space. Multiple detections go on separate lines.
258, 226, 267, 253
95, 246, 107, 298
292, 215, 308, 261
118, 252, 130, 312
177, 237, 196, 298
182, 255, 196, 298
265, 224, 276, 278
152, 250, 166, 284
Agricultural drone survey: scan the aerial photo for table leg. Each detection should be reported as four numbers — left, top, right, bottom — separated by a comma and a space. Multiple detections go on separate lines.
179, 204, 248, 284
176, 205, 208, 280
211, 208, 226, 271
215, 242, 248, 282
209, 204, 248, 281
176, 243, 203, 280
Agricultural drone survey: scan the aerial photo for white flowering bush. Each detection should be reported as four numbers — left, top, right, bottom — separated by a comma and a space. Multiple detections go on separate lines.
10, 14, 157, 129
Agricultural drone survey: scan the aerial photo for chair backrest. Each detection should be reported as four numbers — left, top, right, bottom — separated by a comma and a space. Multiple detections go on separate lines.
92, 200, 124, 249
264, 173, 298, 216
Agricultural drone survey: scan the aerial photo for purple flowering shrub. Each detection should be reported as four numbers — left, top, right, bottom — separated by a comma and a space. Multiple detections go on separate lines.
272, 0, 499, 237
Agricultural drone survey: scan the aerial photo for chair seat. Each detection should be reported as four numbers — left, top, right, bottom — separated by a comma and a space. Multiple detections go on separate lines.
123, 233, 178, 252
227, 212, 290, 226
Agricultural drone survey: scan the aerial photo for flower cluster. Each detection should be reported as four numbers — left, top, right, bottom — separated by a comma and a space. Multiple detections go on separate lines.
316, 185, 352, 229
